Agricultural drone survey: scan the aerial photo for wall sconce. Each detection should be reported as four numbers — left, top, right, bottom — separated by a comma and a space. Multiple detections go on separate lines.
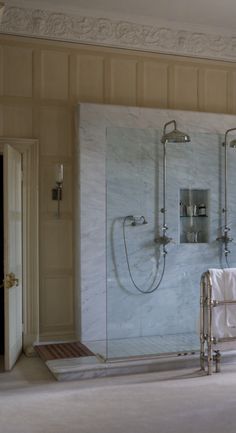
0, 1, 5, 24
0, 3, 5, 24
52, 164, 63, 218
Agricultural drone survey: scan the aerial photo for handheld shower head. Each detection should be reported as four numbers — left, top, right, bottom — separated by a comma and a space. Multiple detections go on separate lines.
126, 215, 148, 226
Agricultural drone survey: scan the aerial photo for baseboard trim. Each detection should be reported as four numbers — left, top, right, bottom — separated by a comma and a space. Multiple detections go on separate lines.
39, 332, 76, 343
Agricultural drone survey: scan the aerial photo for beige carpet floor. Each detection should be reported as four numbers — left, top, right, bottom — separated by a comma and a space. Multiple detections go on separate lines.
1, 355, 236, 433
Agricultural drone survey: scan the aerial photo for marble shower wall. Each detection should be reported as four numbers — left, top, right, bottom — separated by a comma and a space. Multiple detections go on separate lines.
106, 128, 236, 341
78, 104, 236, 344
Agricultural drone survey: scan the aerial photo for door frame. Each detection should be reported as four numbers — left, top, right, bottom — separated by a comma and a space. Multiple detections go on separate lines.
0, 137, 39, 356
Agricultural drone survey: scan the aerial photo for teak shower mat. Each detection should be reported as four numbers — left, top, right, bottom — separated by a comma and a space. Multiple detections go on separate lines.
34, 341, 94, 361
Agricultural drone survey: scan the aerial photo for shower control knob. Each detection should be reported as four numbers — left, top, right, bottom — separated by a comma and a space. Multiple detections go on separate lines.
155, 235, 174, 246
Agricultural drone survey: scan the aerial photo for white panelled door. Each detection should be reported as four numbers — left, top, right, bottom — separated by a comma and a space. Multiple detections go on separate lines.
4, 144, 23, 370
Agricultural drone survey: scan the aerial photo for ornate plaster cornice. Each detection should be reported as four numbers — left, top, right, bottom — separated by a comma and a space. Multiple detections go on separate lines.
1, 5, 236, 62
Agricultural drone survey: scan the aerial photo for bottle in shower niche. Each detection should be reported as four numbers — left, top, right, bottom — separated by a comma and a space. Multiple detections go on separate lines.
198, 203, 207, 216
179, 188, 209, 244
179, 201, 186, 217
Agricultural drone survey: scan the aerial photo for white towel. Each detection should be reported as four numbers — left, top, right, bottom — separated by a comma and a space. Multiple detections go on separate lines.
209, 269, 226, 339
209, 268, 224, 300
209, 268, 236, 338
224, 268, 236, 328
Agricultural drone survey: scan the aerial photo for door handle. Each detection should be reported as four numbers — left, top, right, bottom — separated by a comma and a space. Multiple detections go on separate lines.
5, 272, 19, 289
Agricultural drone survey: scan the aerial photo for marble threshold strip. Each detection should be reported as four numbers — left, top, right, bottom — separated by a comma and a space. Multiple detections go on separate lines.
44, 350, 236, 381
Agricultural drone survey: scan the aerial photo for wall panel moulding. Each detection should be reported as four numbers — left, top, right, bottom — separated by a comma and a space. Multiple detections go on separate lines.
1, 5, 236, 62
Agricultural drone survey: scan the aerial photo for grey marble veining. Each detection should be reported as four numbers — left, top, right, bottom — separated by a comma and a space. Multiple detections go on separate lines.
77, 103, 236, 359
84, 334, 199, 359
46, 352, 200, 381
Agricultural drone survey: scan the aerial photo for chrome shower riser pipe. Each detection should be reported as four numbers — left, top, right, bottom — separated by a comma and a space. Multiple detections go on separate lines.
217, 128, 236, 258
162, 140, 167, 232
223, 131, 228, 231
223, 127, 236, 231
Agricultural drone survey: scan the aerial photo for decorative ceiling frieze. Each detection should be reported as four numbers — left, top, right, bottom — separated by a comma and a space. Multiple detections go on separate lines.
1, 5, 236, 62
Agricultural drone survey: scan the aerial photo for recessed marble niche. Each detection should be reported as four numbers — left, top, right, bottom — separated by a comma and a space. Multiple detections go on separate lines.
76, 103, 236, 355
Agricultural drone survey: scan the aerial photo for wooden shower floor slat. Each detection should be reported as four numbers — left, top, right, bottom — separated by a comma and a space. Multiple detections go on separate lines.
34, 341, 94, 362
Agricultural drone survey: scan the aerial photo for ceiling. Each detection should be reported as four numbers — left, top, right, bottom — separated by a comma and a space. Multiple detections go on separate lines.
7, 0, 236, 34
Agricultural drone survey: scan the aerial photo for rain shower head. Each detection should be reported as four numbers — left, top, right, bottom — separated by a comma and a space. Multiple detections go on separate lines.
229, 139, 236, 148
161, 128, 190, 144
224, 127, 236, 148
161, 120, 191, 144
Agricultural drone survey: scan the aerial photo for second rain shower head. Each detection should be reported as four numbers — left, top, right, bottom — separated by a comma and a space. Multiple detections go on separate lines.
229, 139, 236, 148
224, 128, 236, 148
217, 126, 236, 260
161, 120, 191, 144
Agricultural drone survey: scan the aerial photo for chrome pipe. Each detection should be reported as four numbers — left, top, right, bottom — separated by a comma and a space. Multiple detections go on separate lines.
200, 274, 205, 371
213, 299, 236, 306
214, 350, 221, 373
207, 271, 213, 375
220, 128, 236, 257
216, 336, 236, 343
160, 120, 190, 255
161, 140, 167, 235
224, 130, 228, 231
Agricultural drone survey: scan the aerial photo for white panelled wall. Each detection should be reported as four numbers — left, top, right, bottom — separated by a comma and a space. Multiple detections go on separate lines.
0, 34, 236, 342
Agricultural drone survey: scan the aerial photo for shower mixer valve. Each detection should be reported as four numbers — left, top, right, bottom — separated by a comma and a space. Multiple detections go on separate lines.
216, 226, 233, 257
154, 235, 174, 246
216, 228, 233, 244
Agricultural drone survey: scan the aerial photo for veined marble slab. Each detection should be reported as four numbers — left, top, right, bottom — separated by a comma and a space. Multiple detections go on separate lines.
45, 351, 236, 381
77, 103, 236, 349
46, 353, 200, 381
